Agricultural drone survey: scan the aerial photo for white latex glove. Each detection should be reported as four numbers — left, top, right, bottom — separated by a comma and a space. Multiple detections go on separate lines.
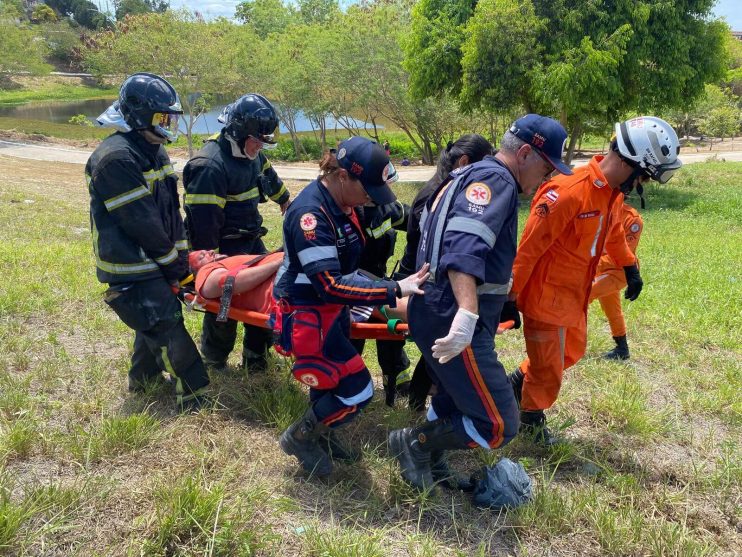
431, 307, 479, 364
396, 263, 430, 297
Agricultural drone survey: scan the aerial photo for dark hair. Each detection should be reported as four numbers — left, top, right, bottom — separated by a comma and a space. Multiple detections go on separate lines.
430, 134, 494, 186
319, 149, 340, 178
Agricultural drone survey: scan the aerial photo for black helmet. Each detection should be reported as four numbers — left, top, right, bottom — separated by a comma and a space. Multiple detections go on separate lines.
223, 93, 279, 146
119, 72, 183, 141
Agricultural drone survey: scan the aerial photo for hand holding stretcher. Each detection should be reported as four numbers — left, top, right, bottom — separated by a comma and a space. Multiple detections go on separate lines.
182, 292, 514, 340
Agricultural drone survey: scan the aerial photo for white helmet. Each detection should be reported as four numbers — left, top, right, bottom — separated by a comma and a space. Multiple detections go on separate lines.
614, 116, 682, 183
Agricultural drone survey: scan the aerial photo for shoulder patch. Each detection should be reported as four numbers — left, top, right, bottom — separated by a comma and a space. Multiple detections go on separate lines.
630, 223, 640, 233
545, 189, 559, 203
535, 202, 549, 218
593, 179, 606, 188
300, 213, 317, 231
465, 182, 492, 206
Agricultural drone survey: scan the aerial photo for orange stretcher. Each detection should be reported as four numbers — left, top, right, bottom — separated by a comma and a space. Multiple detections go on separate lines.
184, 294, 514, 341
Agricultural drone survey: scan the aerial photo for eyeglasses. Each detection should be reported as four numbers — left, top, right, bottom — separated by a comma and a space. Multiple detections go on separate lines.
531, 146, 556, 180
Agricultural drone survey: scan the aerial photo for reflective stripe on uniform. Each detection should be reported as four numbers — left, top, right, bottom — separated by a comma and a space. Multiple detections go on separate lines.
476, 282, 511, 296
154, 247, 178, 266
226, 189, 260, 202
175, 239, 189, 250
429, 173, 465, 277
589, 215, 604, 257
446, 216, 496, 248
143, 165, 176, 189
184, 194, 226, 208
391, 200, 406, 227
92, 219, 159, 274
335, 380, 374, 406
297, 245, 338, 266
262, 159, 272, 172
103, 186, 151, 211
366, 218, 392, 239
269, 184, 287, 201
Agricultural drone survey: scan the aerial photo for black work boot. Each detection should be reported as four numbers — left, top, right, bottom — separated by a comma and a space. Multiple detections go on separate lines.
430, 450, 475, 491
509, 368, 525, 406
280, 408, 333, 477
603, 335, 630, 360
242, 351, 267, 374
320, 429, 362, 463
388, 419, 470, 490
520, 410, 561, 447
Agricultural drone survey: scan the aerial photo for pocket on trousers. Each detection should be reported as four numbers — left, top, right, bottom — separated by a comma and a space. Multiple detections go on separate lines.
291, 309, 323, 355
104, 285, 158, 332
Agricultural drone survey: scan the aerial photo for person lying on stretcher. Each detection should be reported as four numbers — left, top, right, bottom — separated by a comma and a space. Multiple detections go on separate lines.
188, 249, 409, 321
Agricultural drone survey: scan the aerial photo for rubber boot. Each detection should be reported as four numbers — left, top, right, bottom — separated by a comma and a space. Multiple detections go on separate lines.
520, 410, 562, 447
509, 368, 524, 407
279, 408, 333, 476
430, 450, 475, 491
320, 428, 362, 463
603, 335, 630, 361
388, 419, 470, 490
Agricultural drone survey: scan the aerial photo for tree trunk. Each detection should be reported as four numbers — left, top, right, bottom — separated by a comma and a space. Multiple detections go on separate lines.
564, 122, 582, 164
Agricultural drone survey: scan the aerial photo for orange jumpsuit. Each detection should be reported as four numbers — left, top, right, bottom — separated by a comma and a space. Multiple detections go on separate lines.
511, 156, 636, 411
588, 202, 643, 337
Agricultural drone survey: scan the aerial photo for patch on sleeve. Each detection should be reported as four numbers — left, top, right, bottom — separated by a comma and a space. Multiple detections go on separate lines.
545, 189, 559, 203
300, 213, 317, 231
300, 213, 318, 240
535, 202, 550, 218
630, 223, 640, 233
465, 183, 492, 206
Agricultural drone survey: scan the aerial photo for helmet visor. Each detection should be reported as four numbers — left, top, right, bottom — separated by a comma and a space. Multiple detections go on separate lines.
151, 112, 179, 142
648, 159, 682, 184
249, 134, 277, 149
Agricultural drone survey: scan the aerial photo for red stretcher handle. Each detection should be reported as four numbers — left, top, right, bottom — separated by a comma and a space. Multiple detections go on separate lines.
184, 294, 513, 341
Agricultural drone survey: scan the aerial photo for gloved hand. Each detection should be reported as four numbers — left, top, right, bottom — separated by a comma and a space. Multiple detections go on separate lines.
432, 307, 479, 364
396, 263, 430, 297
499, 300, 521, 329
623, 265, 643, 301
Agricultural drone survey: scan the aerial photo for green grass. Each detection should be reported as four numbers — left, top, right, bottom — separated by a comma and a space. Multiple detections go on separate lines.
0, 83, 116, 105
0, 156, 739, 554
0, 116, 112, 141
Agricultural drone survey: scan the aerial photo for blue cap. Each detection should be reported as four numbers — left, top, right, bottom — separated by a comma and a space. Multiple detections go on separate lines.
337, 136, 397, 205
509, 114, 572, 175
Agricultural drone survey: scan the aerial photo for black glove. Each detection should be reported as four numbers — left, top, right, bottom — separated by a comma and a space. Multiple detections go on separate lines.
499, 300, 521, 329
623, 265, 643, 301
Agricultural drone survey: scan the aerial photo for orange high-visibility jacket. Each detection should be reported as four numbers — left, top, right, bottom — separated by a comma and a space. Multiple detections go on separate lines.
595, 201, 643, 276
512, 156, 636, 328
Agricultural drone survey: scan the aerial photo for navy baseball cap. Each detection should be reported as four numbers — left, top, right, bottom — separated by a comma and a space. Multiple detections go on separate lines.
337, 136, 398, 205
509, 114, 573, 175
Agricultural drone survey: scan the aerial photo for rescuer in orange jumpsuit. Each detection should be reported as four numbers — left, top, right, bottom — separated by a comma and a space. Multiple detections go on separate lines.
507, 116, 682, 445
588, 198, 643, 360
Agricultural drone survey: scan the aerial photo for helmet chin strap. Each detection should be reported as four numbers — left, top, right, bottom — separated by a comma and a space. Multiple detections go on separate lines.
619, 167, 646, 208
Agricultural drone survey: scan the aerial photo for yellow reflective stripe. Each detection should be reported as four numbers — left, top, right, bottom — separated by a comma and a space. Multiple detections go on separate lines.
103, 186, 150, 211
85, 173, 92, 187
161, 347, 183, 400
142, 166, 177, 190
175, 239, 189, 250
225, 189, 259, 202
262, 159, 272, 172
154, 247, 178, 266
391, 201, 405, 227
184, 194, 226, 208
367, 218, 392, 239
91, 219, 159, 274
269, 184, 287, 202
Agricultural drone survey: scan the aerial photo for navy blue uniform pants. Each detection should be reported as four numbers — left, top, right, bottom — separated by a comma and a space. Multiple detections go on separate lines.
104, 278, 209, 402
408, 285, 519, 449
307, 309, 374, 428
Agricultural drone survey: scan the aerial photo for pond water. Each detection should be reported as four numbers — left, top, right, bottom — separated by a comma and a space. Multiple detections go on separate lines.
0, 98, 376, 135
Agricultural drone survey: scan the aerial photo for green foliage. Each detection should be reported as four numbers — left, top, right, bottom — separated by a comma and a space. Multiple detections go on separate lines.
39, 19, 83, 64
68, 113, 93, 126
297, 0, 339, 24
31, 3, 57, 22
113, 0, 169, 20
44, 0, 111, 29
0, 4, 52, 79
235, 0, 296, 38
82, 10, 244, 156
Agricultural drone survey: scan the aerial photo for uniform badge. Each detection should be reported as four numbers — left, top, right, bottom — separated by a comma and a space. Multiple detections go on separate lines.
577, 210, 600, 219
465, 183, 491, 206
545, 189, 559, 203
299, 373, 319, 387
300, 213, 317, 231
535, 202, 549, 218
630, 223, 640, 233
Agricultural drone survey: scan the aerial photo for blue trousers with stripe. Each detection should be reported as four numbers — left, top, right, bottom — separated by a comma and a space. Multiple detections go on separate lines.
408, 285, 519, 449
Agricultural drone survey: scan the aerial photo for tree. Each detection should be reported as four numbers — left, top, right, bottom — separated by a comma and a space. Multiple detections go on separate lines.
31, 3, 57, 22
82, 10, 243, 156
0, 3, 52, 83
113, 0, 169, 21
405, 0, 730, 162
44, 0, 111, 29
235, 0, 296, 38
297, 0, 338, 24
